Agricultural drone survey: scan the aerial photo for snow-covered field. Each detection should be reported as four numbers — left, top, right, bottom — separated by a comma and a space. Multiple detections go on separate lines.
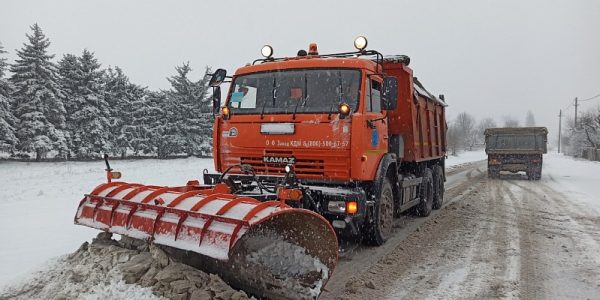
0, 157, 214, 287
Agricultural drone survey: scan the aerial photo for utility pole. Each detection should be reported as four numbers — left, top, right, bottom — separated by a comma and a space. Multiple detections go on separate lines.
558, 109, 562, 153
574, 97, 578, 129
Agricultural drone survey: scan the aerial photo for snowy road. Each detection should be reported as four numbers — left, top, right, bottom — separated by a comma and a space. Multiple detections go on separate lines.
326, 154, 600, 299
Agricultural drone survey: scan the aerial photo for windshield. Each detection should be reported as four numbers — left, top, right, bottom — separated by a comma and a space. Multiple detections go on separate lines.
227, 69, 361, 115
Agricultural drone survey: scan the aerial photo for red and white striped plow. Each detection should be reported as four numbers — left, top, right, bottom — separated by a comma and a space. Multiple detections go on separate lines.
74, 181, 338, 299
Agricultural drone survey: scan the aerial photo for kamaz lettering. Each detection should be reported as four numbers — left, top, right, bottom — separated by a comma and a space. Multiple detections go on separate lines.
263, 156, 296, 164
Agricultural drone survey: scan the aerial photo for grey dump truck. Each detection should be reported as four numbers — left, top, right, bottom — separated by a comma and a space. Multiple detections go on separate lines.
484, 127, 548, 180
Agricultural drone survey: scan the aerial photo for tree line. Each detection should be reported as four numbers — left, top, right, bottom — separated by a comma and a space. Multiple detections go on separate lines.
0, 24, 214, 161
446, 110, 537, 155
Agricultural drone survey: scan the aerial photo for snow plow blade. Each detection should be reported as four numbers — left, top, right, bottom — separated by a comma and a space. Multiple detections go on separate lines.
74, 181, 338, 299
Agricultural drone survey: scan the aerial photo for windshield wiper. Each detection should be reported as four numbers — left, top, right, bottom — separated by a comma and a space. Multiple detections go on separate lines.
271, 76, 277, 107
338, 71, 344, 104
260, 101, 267, 120
292, 73, 309, 120
327, 103, 335, 120
292, 98, 301, 120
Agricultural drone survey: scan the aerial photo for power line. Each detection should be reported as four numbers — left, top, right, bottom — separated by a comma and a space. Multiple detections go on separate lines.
579, 93, 600, 102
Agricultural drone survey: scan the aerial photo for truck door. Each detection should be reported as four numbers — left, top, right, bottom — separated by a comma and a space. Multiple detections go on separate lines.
363, 77, 389, 173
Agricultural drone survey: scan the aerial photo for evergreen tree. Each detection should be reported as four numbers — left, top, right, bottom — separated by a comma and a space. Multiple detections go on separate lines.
0, 41, 9, 78
66, 49, 111, 158
57, 53, 80, 156
143, 91, 185, 158
104, 66, 147, 157
9, 24, 67, 160
166, 62, 212, 156
0, 42, 18, 153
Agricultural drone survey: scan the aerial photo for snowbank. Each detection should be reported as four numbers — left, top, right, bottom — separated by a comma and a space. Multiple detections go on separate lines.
446, 150, 486, 167
543, 153, 600, 214
0, 233, 250, 300
0, 157, 214, 286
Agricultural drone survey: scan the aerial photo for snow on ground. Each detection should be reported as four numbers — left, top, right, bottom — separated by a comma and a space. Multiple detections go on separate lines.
0, 157, 214, 287
543, 153, 600, 214
445, 150, 487, 167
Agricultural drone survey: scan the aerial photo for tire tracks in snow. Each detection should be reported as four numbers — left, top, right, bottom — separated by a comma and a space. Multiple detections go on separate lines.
328, 167, 600, 300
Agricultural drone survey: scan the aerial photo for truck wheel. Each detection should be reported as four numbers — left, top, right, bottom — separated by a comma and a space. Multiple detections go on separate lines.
416, 168, 434, 217
488, 168, 499, 179
366, 177, 394, 246
527, 171, 534, 180
432, 165, 444, 209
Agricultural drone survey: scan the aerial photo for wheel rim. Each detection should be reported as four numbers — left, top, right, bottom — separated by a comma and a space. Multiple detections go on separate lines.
379, 186, 394, 239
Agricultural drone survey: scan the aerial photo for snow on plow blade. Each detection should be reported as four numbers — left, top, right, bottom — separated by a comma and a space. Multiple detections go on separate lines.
74, 181, 338, 299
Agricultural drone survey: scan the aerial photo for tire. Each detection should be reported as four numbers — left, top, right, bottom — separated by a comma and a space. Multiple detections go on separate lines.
488, 168, 499, 179
432, 165, 444, 209
366, 177, 395, 246
416, 168, 434, 217
535, 168, 542, 180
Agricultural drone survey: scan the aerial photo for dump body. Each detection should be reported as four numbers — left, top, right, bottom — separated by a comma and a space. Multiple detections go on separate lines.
485, 127, 548, 179
383, 59, 447, 162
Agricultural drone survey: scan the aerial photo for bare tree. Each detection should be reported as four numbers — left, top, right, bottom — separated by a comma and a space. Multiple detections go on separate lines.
525, 110, 536, 126
447, 122, 461, 156
577, 107, 600, 148
476, 117, 497, 144
455, 112, 477, 150
565, 106, 600, 156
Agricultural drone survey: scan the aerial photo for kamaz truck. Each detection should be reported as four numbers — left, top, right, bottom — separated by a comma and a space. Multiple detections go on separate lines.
74, 37, 448, 299
485, 127, 548, 180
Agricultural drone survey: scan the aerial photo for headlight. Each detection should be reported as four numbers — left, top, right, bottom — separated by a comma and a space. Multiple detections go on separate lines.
327, 200, 358, 215
328, 201, 346, 213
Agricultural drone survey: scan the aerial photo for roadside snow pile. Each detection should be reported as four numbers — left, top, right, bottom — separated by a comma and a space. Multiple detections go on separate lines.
446, 150, 486, 168
0, 233, 251, 300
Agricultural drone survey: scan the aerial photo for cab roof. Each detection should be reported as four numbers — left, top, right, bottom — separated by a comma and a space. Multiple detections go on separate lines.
234, 56, 379, 76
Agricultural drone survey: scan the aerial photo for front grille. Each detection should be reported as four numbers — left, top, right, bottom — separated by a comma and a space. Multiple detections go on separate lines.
241, 150, 325, 176
222, 149, 349, 179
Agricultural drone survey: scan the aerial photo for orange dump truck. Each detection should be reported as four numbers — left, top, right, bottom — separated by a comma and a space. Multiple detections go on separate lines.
74, 37, 447, 299
206, 36, 447, 245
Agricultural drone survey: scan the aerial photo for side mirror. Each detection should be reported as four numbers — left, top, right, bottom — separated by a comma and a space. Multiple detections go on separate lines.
209, 69, 227, 87
212, 86, 221, 116
382, 76, 398, 110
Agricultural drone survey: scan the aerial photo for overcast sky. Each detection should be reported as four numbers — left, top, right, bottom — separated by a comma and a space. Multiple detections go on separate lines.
1, 0, 599, 144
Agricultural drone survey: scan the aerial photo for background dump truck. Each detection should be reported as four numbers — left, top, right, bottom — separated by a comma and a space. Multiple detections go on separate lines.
485, 127, 548, 180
